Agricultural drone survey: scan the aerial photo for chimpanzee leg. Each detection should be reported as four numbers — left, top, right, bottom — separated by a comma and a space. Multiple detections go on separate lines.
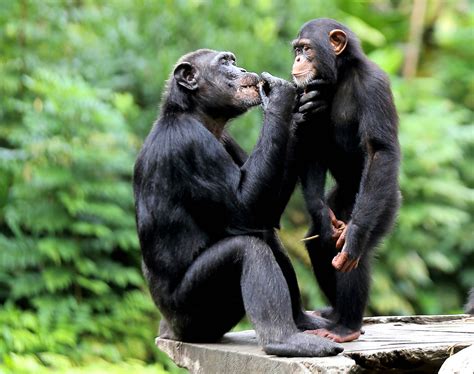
309, 185, 356, 318
264, 231, 331, 331
334, 256, 371, 329
306, 222, 338, 309
334, 192, 400, 331
173, 235, 343, 357
305, 230, 366, 342
309, 200, 399, 342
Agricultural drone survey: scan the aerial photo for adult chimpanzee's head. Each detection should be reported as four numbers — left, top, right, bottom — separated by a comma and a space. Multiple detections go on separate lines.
291, 18, 363, 88
163, 49, 261, 119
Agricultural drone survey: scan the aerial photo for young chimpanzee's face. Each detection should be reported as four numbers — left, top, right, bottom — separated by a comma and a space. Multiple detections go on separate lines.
173, 50, 261, 118
291, 38, 318, 88
291, 20, 348, 88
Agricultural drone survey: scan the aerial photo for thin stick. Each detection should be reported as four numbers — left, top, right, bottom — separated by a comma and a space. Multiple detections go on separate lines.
300, 234, 319, 242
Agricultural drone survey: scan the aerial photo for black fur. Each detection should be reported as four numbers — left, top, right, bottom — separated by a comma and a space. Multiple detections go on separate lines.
465, 288, 474, 314
133, 49, 343, 356
293, 19, 401, 336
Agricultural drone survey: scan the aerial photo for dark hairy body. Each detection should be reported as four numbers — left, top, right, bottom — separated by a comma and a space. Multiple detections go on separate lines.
133, 49, 343, 357
290, 19, 401, 342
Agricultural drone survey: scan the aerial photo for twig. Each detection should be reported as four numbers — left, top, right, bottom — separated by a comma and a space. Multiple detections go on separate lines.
300, 234, 319, 242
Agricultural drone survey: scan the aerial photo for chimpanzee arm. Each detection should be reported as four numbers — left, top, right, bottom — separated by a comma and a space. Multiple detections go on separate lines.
233, 74, 296, 220
271, 83, 332, 224
182, 74, 296, 232
342, 99, 400, 261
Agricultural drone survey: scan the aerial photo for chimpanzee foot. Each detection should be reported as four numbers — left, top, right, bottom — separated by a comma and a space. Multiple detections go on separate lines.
305, 324, 361, 343
295, 311, 331, 331
264, 332, 343, 357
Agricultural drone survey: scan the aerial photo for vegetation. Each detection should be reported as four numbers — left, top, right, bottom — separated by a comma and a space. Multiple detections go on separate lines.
0, 1, 472, 372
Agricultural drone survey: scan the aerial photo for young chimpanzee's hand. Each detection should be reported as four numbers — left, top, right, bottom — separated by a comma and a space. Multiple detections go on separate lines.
294, 79, 333, 124
331, 222, 363, 273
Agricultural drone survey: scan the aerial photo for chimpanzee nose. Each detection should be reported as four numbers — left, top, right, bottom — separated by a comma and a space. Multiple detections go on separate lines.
296, 57, 301, 62
240, 68, 246, 73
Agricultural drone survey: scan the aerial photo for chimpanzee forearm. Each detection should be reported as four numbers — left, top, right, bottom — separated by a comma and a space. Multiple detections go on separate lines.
236, 79, 296, 219
269, 123, 304, 222
345, 147, 400, 258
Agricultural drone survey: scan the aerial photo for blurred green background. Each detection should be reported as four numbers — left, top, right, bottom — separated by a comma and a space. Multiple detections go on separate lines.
0, 0, 472, 373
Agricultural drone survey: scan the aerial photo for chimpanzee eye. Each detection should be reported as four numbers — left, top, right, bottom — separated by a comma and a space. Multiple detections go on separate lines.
294, 47, 302, 56
303, 45, 310, 52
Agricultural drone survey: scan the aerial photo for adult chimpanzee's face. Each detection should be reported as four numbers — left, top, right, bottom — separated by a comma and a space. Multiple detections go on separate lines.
203, 51, 261, 111
173, 50, 261, 118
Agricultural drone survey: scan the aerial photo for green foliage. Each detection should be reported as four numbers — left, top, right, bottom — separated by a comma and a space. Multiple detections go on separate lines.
0, 0, 472, 372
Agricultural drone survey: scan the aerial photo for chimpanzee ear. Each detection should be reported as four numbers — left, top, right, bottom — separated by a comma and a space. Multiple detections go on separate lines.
173, 62, 199, 91
329, 29, 348, 55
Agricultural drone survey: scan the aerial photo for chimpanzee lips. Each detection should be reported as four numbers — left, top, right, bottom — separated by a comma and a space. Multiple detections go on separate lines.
238, 83, 259, 94
239, 74, 260, 89
236, 73, 261, 105
293, 70, 314, 77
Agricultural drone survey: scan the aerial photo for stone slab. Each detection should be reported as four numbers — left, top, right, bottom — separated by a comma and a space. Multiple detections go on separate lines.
156, 315, 474, 373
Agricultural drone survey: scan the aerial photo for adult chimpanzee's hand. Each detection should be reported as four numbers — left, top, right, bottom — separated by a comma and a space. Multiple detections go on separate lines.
259, 72, 296, 116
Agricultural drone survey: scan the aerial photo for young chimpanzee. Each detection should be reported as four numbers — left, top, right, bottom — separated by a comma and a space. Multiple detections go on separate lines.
291, 19, 401, 342
133, 49, 343, 357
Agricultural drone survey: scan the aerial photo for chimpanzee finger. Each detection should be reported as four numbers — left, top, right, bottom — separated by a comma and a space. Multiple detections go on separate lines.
293, 112, 306, 125
328, 208, 338, 225
311, 104, 328, 114
306, 78, 331, 91
347, 259, 359, 272
299, 90, 321, 105
331, 253, 342, 270
261, 72, 288, 88
332, 251, 348, 270
340, 260, 351, 272
332, 227, 342, 240
298, 100, 327, 113
258, 83, 269, 108
335, 229, 346, 249
348, 257, 361, 272
260, 72, 277, 88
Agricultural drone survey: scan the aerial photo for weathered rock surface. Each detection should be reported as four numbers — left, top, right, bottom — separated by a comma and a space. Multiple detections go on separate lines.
438, 344, 474, 374
156, 315, 474, 373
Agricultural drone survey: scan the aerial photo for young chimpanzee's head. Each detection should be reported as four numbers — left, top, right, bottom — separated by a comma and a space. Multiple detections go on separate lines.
291, 18, 363, 88
164, 49, 261, 119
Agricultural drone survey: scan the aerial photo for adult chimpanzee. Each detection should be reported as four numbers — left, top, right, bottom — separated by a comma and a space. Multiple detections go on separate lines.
133, 49, 344, 357
291, 19, 401, 342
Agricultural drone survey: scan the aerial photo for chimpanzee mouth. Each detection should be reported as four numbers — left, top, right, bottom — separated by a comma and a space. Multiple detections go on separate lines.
293, 70, 313, 77
239, 84, 258, 91
238, 74, 260, 89
236, 74, 261, 105
238, 85, 261, 105
293, 73, 315, 88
